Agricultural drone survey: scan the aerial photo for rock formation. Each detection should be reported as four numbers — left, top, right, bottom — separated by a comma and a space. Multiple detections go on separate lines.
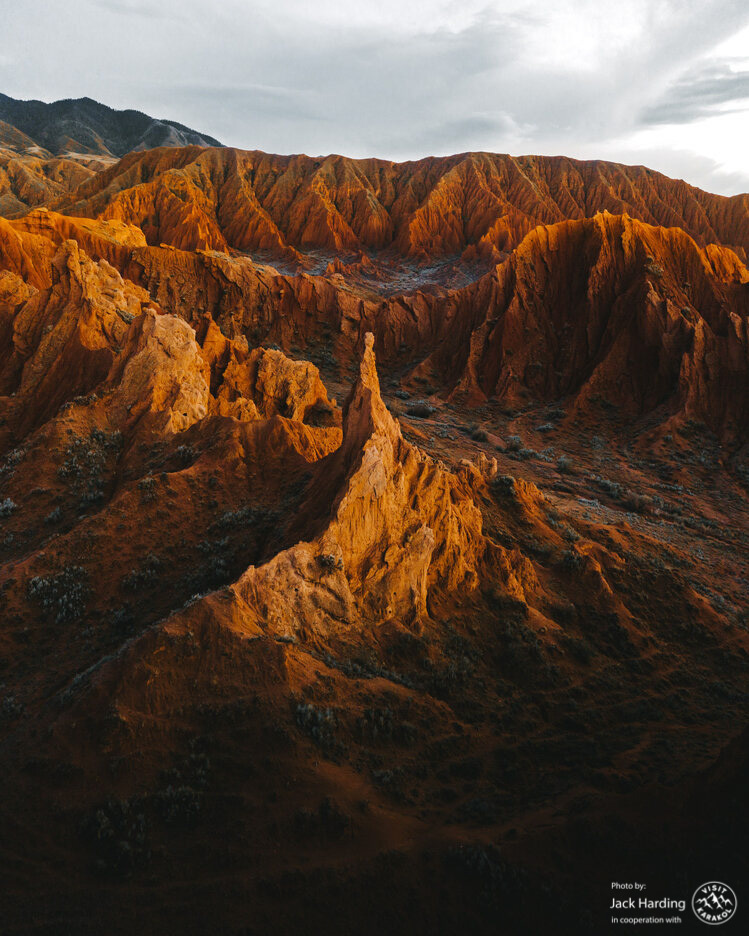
0, 150, 97, 217
207, 333, 492, 643
2, 199, 747, 442
53, 146, 749, 262
0, 236, 152, 436
0, 133, 747, 936
401, 214, 749, 438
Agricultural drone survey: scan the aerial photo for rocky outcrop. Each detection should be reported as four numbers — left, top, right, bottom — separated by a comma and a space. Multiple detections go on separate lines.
53, 146, 749, 262
183, 333, 493, 643
0, 223, 347, 444
3, 205, 748, 439
0, 215, 57, 287
104, 310, 338, 435
212, 345, 337, 424
105, 309, 210, 434
0, 236, 153, 435
398, 214, 749, 437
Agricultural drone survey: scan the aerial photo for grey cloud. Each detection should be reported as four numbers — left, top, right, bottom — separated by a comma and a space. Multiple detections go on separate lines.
174, 84, 323, 122
641, 60, 749, 124
362, 113, 525, 159
1, 1, 749, 193
152, 9, 528, 158
605, 145, 749, 197
86, 0, 183, 19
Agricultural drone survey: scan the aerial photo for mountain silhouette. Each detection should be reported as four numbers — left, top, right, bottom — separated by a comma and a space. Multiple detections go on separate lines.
0, 93, 222, 158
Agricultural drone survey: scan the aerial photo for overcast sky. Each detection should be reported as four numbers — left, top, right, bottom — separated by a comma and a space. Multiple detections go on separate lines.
1, 0, 748, 194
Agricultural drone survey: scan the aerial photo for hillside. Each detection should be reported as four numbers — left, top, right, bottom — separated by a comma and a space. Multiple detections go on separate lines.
0, 93, 223, 158
0, 137, 747, 935
51, 145, 749, 265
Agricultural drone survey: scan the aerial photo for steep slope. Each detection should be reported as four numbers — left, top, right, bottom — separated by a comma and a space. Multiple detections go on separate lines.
0, 236, 339, 444
0, 144, 748, 936
0, 93, 222, 158
0, 315, 746, 935
3, 207, 747, 440
52, 146, 749, 263
0, 237, 152, 436
396, 213, 749, 438
217, 332, 496, 638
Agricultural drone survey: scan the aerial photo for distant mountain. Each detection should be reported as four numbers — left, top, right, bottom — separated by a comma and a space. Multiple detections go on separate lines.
0, 93, 222, 158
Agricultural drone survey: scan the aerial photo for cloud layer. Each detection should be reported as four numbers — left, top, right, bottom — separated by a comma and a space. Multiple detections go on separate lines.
0, 0, 748, 194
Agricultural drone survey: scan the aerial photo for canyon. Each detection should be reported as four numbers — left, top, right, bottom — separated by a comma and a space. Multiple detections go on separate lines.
0, 126, 747, 935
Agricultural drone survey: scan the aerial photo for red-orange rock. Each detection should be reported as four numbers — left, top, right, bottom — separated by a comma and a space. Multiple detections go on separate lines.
172, 334, 496, 645
0, 236, 152, 434
213, 347, 337, 423
52, 146, 749, 262
105, 308, 210, 434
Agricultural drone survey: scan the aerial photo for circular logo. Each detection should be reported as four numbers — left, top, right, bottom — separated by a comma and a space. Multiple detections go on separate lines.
692, 882, 737, 925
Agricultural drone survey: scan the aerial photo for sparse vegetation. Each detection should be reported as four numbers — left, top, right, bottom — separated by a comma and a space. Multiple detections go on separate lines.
191, 538, 232, 590
0, 497, 17, 518
295, 702, 339, 751
58, 428, 122, 504
211, 503, 275, 532
137, 475, 157, 502
558, 549, 583, 571
82, 797, 150, 874
1, 694, 24, 718
562, 634, 594, 663
0, 447, 26, 482
490, 474, 516, 497
28, 565, 90, 623
294, 797, 350, 838
155, 785, 203, 825
122, 553, 161, 591
317, 552, 343, 572
356, 707, 417, 744
588, 474, 652, 513
175, 444, 196, 466
406, 400, 436, 418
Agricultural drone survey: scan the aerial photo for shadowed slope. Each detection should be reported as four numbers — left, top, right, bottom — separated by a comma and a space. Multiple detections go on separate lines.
396, 213, 749, 438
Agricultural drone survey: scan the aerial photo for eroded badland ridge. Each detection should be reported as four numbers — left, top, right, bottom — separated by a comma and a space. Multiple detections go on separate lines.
0, 114, 747, 935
